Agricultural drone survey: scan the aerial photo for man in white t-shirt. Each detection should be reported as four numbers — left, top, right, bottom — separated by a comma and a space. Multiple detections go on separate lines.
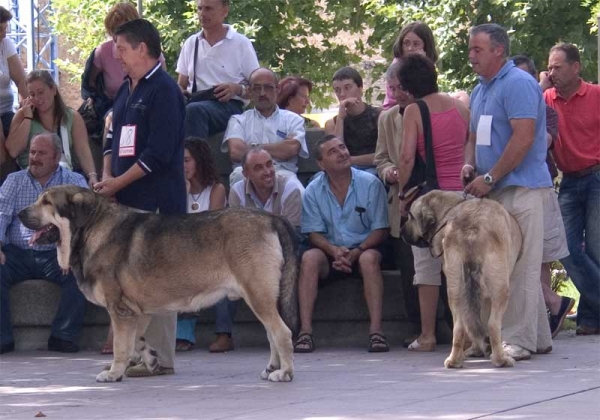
176, 0, 259, 139
209, 147, 304, 353
222, 67, 308, 185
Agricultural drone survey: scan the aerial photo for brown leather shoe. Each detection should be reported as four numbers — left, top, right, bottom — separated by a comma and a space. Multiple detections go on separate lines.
209, 334, 234, 353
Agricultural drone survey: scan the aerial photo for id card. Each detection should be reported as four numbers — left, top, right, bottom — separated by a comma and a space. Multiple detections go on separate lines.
119, 125, 136, 157
476, 115, 493, 146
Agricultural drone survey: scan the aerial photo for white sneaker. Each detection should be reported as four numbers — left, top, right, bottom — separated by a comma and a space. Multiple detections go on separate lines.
502, 343, 531, 361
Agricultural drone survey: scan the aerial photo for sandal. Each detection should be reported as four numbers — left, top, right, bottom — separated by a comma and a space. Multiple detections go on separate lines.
368, 333, 389, 353
407, 338, 436, 352
293, 333, 315, 353
175, 339, 195, 352
100, 342, 113, 355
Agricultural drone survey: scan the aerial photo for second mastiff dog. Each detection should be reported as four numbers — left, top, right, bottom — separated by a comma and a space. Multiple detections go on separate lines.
401, 189, 522, 368
19, 186, 299, 382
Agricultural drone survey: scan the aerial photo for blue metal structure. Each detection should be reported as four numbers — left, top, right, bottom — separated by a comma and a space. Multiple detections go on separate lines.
7, 0, 58, 83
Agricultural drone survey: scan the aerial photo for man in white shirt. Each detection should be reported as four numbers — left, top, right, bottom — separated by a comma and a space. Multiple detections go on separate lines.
176, 0, 259, 139
222, 67, 308, 185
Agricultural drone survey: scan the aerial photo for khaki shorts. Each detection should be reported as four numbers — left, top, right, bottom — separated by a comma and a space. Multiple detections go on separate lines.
412, 245, 442, 286
541, 187, 569, 263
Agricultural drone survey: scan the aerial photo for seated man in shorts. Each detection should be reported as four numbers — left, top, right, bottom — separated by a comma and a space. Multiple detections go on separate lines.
294, 135, 389, 353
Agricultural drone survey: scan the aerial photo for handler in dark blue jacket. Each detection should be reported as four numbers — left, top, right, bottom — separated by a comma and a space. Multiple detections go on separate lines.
94, 18, 185, 377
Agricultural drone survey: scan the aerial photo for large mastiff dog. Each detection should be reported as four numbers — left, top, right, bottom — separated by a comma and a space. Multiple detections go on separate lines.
19, 186, 298, 382
401, 190, 522, 368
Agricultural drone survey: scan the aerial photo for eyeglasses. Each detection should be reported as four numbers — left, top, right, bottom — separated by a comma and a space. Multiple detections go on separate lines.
250, 84, 276, 94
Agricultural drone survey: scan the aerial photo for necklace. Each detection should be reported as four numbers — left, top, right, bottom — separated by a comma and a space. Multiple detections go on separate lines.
190, 192, 201, 211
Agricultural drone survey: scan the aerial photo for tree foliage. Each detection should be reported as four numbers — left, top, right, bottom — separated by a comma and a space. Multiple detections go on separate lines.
50, 0, 598, 108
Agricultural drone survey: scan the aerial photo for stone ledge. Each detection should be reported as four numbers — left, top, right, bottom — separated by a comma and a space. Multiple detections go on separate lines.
9, 270, 408, 350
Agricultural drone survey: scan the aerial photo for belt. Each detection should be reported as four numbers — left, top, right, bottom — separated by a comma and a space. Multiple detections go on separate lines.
564, 163, 600, 178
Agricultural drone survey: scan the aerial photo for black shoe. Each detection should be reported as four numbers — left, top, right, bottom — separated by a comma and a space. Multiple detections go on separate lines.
550, 297, 576, 338
47, 335, 79, 353
0, 342, 15, 354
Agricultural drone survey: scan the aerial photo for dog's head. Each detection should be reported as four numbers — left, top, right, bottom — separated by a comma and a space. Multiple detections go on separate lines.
18, 186, 98, 270
400, 190, 465, 249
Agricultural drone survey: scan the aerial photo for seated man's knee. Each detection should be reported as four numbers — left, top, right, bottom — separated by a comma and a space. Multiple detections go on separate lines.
186, 102, 211, 119
300, 249, 326, 276
358, 249, 382, 270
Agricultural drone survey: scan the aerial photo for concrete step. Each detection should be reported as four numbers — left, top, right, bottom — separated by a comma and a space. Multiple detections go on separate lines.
9, 271, 422, 351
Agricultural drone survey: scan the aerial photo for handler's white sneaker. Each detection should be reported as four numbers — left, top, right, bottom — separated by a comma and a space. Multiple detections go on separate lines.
502, 343, 531, 361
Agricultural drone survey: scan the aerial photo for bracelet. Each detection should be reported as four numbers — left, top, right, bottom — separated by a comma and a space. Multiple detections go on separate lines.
24, 116, 33, 120
398, 193, 406, 200
87, 172, 98, 179
462, 164, 475, 171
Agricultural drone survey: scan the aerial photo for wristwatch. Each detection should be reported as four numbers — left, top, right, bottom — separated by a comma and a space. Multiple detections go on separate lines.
483, 172, 494, 186
239, 84, 247, 97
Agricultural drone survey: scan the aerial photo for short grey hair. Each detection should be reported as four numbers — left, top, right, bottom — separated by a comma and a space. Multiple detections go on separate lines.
385, 59, 403, 81
241, 145, 270, 168
32, 132, 62, 156
470, 23, 510, 58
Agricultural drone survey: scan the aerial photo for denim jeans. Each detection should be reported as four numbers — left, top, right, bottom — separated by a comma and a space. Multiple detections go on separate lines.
214, 298, 238, 334
0, 244, 86, 346
184, 100, 243, 138
558, 171, 600, 329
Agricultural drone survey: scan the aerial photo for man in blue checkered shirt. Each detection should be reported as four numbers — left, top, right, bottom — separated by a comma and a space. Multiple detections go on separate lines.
0, 133, 88, 355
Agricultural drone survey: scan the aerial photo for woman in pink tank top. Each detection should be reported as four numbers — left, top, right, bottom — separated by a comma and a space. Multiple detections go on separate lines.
396, 53, 470, 353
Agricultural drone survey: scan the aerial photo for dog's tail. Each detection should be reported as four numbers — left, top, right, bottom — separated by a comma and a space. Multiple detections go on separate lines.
272, 215, 299, 335
458, 260, 487, 342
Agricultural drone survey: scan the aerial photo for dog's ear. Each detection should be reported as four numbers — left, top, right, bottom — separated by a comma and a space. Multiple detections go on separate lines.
418, 206, 437, 240
69, 190, 96, 228
402, 184, 423, 211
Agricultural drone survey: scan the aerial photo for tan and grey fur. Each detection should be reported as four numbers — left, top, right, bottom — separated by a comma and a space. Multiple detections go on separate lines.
19, 186, 299, 382
400, 190, 522, 368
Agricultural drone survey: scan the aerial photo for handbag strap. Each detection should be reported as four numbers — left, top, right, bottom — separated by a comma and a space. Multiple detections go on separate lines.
191, 37, 199, 93
416, 99, 440, 189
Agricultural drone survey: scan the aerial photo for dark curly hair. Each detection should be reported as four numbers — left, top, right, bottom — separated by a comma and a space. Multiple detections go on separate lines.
277, 76, 313, 109
397, 53, 438, 99
184, 137, 220, 188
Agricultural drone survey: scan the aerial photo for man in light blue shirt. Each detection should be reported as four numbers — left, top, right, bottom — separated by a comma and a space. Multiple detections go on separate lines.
463, 23, 553, 362
0, 133, 88, 354
294, 135, 389, 354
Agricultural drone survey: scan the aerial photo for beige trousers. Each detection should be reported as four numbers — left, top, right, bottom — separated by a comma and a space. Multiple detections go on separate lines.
144, 313, 177, 368
489, 186, 552, 353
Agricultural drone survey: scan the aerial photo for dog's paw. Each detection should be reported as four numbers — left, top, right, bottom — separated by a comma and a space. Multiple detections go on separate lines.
260, 365, 276, 380
492, 354, 515, 368
96, 370, 124, 382
444, 357, 464, 369
266, 369, 293, 382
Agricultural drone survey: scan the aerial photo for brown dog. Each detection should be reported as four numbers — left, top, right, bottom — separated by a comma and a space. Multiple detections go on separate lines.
401, 189, 522, 368
19, 186, 298, 382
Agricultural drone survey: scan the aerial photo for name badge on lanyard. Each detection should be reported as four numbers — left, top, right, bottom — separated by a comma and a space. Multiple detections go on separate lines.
476, 115, 493, 146
119, 125, 136, 157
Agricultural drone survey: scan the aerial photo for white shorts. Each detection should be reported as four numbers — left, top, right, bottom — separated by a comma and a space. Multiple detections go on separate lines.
541, 187, 569, 263
412, 245, 442, 286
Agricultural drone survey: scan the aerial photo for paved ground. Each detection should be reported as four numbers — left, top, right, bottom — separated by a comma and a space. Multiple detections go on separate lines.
1, 331, 599, 420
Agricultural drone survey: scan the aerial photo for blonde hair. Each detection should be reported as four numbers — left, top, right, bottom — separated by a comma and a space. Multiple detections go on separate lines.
104, 2, 139, 36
